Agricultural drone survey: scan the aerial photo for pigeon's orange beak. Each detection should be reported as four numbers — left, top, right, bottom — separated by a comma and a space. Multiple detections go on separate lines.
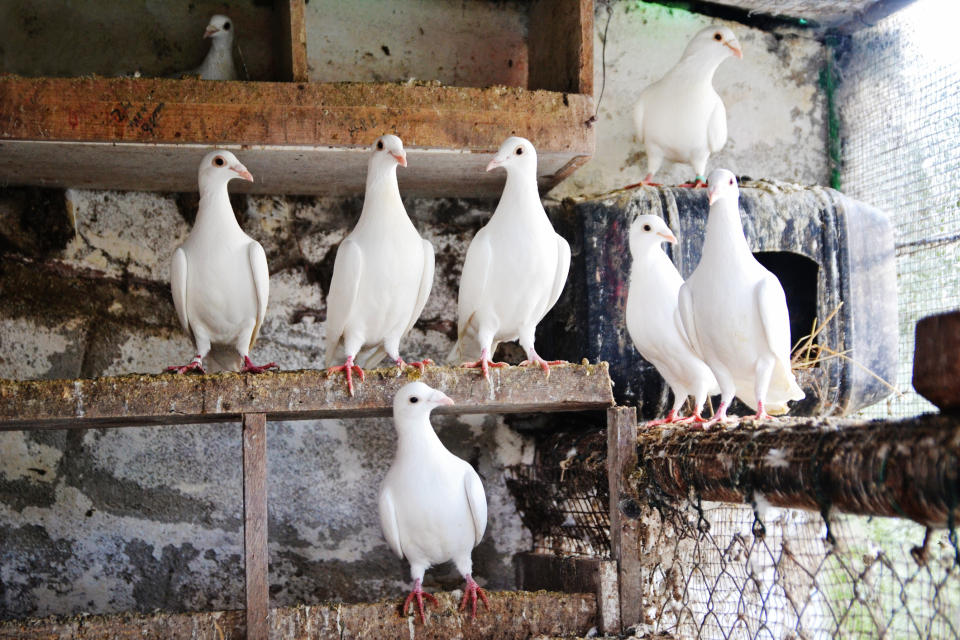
486, 157, 504, 172
431, 390, 455, 406
204, 25, 219, 38
708, 188, 718, 205
391, 150, 407, 167
657, 231, 678, 244
725, 42, 743, 59
231, 163, 254, 182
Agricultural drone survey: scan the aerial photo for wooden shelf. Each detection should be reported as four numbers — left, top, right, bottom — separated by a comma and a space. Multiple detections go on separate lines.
0, 76, 594, 197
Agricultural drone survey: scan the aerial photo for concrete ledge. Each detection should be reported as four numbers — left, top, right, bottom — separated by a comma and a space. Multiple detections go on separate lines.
0, 591, 598, 640
0, 363, 614, 430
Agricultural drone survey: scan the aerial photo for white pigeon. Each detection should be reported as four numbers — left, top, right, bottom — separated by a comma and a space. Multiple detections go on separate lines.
677, 169, 804, 423
379, 382, 489, 623
626, 215, 718, 425
325, 135, 435, 395
450, 137, 570, 379
167, 150, 276, 375
629, 26, 742, 188
174, 14, 238, 80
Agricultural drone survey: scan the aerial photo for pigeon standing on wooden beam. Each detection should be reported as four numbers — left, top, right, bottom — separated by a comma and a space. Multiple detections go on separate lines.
627, 26, 742, 188
167, 150, 277, 375
325, 135, 435, 396
173, 14, 238, 80
450, 137, 571, 379
677, 169, 804, 425
379, 382, 489, 623
626, 215, 718, 425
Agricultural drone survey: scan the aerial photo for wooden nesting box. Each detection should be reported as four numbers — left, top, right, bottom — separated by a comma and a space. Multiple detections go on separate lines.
0, 0, 594, 197
543, 181, 898, 419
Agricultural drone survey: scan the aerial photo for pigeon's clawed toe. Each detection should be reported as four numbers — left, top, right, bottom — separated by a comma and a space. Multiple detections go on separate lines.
402, 579, 439, 624
327, 356, 364, 396
239, 356, 277, 374
459, 575, 489, 619
166, 357, 206, 375
518, 351, 567, 378
461, 348, 509, 380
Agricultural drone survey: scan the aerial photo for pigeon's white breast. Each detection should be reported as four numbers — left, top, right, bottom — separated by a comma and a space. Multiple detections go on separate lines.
641, 81, 721, 162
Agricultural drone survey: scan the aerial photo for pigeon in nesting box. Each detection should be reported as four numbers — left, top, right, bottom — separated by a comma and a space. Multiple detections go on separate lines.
172, 14, 237, 80
450, 137, 571, 379
627, 26, 742, 188
166, 150, 277, 375
379, 382, 489, 623
678, 169, 804, 424
626, 215, 718, 425
325, 135, 435, 395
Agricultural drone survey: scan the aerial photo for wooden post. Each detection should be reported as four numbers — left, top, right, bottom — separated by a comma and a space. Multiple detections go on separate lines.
275, 0, 309, 82
607, 406, 640, 631
242, 413, 269, 640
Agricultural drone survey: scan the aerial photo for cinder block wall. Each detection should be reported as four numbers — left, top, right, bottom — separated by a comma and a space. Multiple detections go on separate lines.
0, 2, 829, 620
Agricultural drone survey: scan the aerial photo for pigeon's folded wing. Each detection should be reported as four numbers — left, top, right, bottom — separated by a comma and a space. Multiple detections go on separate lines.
324, 239, 363, 367
677, 283, 703, 357
707, 99, 728, 154
403, 239, 435, 337
456, 230, 493, 343
464, 469, 487, 546
378, 487, 404, 558
248, 241, 270, 349
171, 247, 190, 334
545, 234, 571, 314
755, 275, 793, 367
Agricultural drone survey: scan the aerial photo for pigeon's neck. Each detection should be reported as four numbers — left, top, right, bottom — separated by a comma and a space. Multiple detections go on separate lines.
703, 198, 750, 258
357, 166, 404, 227
674, 50, 726, 84
395, 418, 446, 457
196, 181, 243, 233
495, 171, 543, 218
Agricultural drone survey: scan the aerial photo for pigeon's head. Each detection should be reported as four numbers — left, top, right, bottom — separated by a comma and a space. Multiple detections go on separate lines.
685, 26, 742, 61
393, 382, 454, 425
707, 169, 739, 205
486, 136, 537, 175
204, 15, 234, 43
198, 150, 253, 187
371, 134, 407, 169
629, 215, 677, 255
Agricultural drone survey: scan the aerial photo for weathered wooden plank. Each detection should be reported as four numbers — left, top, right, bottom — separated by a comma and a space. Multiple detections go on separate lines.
242, 413, 269, 640
0, 77, 594, 196
0, 591, 597, 640
528, 0, 594, 95
913, 310, 960, 412
607, 405, 640, 631
0, 363, 614, 431
275, 0, 308, 82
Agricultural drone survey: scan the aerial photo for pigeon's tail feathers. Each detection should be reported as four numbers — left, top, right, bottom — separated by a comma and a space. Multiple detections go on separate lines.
248, 241, 270, 351
377, 487, 404, 559
632, 96, 646, 144
206, 346, 243, 373
447, 339, 463, 365
170, 247, 190, 335
356, 345, 387, 369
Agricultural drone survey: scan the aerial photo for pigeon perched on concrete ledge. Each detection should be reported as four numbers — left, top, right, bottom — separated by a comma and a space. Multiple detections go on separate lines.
167, 150, 276, 375
627, 26, 742, 188
677, 169, 804, 425
626, 214, 718, 425
379, 382, 489, 623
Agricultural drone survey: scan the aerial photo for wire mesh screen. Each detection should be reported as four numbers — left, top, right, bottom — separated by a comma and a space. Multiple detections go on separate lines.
837, 0, 960, 419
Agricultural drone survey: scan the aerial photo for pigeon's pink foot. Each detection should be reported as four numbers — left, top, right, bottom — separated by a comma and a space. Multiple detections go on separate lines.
751, 401, 774, 421
402, 578, 439, 624
166, 356, 205, 375
518, 352, 567, 379
461, 348, 508, 380
623, 173, 661, 189
327, 356, 365, 396
397, 357, 434, 374
679, 176, 708, 188
644, 409, 681, 427
703, 402, 733, 429
674, 409, 708, 425
459, 574, 490, 619
240, 356, 278, 374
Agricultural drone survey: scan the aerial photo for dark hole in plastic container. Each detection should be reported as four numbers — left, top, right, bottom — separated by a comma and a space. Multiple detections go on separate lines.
752, 251, 820, 360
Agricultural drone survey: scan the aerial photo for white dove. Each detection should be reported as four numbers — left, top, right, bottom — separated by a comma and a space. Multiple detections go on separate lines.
626, 215, 718, 425
677, 169, 804, 424
379, 382, 489, 623
167, 150, 276, 375
628, 26, 742, 188
325, 135, 435, 395
451, 137, 570, 379
174, 14, 237, 80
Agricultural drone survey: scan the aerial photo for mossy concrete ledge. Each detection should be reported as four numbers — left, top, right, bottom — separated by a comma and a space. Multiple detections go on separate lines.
0, 590, 597, 640
0, 363, 614, 430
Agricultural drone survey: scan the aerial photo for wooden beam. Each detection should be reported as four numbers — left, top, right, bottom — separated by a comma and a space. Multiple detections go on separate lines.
242, 413, 269, 640
275, 0, 308, 82
0, 591, 598, 640
913, 310, 960, 412
607, 405, 640, 631
0, 77, 594, 196
0, 363, 614, 431
528, 0, 594, 95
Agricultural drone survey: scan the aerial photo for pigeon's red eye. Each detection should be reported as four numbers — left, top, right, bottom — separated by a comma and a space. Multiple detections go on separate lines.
714, 33, 722, 41
642, 224, 652, 232
377, 140, 384, 150
214, 156, 224, 167
410, 397, 419, 404
516, 147, 523, 155
729, 179, 734, 185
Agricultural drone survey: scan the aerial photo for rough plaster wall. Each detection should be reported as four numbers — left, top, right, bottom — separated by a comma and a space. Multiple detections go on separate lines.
548, 2, 829, 201
0, 190, 534, 619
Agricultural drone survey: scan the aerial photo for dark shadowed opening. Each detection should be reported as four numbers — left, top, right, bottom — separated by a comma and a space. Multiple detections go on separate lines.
752, 251, 820, 357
